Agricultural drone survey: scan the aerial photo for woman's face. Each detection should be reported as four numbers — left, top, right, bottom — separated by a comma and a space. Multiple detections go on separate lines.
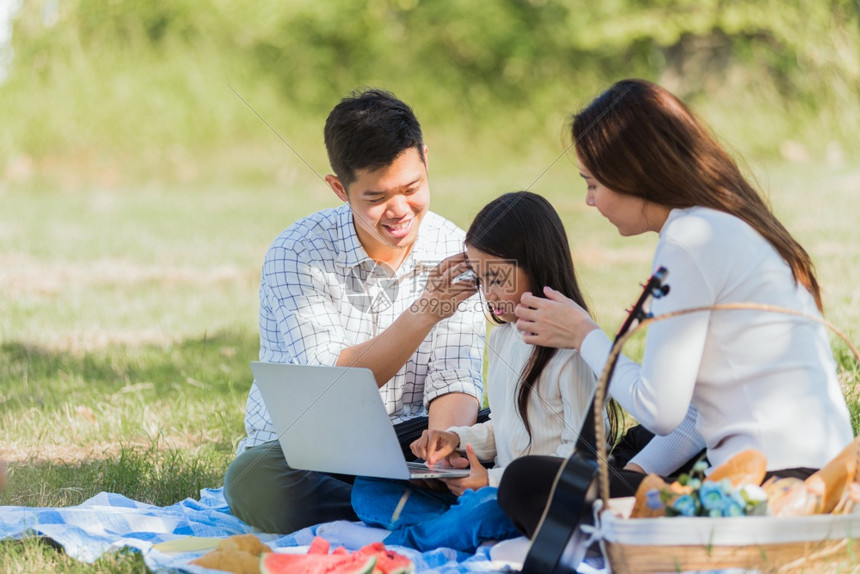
577, 157, 669, 236
465, 245, 530, 323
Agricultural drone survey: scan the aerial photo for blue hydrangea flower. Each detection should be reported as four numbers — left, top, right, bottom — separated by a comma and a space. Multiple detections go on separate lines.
721, 498, 744, 516
656, 458, 768, 518
646, 488, 664, 510
673, 494, 698, 517
698, 481, 725, 512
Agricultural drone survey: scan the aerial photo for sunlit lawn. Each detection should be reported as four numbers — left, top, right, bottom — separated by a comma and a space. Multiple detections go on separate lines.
1, 152, 859, 572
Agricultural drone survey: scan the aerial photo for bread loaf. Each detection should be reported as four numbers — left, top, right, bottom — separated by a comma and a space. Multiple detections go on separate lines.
704, 449, 767, 488
805, 436, 860, 514
630, 473, 671, 518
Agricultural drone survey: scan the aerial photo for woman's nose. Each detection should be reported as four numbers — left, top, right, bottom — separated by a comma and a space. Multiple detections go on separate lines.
585, 189, 596, 207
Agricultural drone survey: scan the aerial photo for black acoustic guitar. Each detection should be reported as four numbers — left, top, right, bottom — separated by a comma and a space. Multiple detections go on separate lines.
520, 267, 670, 574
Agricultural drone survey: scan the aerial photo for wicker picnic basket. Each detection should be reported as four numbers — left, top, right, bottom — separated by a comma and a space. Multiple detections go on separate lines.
590, 303, 860, 573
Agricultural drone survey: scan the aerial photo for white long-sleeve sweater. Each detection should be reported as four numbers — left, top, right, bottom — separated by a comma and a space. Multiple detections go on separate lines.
582, 206, 853, 471
448, 322, 597, 487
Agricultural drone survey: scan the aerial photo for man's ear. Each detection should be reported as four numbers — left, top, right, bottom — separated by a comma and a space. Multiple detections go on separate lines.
422, 145, 430, 171
325, 174, 349, 203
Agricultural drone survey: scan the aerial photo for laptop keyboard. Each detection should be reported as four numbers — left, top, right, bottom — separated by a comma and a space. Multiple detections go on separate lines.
406, 461, 468, 477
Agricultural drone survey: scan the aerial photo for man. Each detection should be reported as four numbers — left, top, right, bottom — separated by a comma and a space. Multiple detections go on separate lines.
223, 89, 486, 534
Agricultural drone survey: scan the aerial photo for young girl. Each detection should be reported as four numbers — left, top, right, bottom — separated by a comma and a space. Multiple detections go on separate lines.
350, 191, 619, 552
499, 79, 854, 535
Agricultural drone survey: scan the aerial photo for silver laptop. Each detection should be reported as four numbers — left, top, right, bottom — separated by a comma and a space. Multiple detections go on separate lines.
251, 362, 470, 480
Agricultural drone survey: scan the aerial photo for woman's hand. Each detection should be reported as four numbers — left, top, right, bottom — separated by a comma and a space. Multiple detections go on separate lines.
411, 253, 477, 322
515, 286, 599, 349
441, 444, 488, 496
410, 429, 460, 466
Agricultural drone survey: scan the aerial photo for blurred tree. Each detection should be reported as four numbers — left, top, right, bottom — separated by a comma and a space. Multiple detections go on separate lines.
1, 0, 857, 173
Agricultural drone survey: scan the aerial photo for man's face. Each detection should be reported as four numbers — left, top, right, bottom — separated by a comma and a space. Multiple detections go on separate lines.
327, 146, 430, 264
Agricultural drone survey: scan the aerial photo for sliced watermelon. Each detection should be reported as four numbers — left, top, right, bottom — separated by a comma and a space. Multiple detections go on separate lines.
308, 536, 331, 555
259, 537, 411, 574
260, 552, 376, 574
355, 542, 414, 574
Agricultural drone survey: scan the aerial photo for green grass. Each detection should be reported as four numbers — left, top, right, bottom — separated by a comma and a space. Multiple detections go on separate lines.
0, 540, 148, 573
1, 154, 859, 572
0, 331, 256, 492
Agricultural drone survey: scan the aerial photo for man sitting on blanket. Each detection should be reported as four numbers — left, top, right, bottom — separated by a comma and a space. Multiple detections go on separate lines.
223, 88, 487, 534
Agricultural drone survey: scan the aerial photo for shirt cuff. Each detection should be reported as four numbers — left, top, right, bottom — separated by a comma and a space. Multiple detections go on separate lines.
580, 328, 613, 377
448, 426, 496, 463
487, 468, 505, 488
423, 369, 484, 410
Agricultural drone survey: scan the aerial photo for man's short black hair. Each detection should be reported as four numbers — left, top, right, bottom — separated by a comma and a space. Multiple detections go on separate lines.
324, 88, 425, 189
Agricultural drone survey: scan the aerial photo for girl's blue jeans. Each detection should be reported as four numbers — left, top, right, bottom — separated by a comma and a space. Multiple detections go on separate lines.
351, 476, 520, 552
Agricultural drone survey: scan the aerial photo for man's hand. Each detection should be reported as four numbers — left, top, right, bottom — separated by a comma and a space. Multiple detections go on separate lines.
411, 429, 460, 466
441, 444, 488, 496
336, 252, 479, 387
411, 253, 477, 322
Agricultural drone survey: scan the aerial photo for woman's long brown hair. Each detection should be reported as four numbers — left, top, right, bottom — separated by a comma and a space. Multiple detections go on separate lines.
573, 79, 822, 311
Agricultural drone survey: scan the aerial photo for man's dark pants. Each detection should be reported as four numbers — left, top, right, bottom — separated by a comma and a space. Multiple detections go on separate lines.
224, 409, 491, 534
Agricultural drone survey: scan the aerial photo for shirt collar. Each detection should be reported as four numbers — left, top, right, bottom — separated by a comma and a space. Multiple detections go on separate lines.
335, 203, 372, 268
659, 206, 691, 236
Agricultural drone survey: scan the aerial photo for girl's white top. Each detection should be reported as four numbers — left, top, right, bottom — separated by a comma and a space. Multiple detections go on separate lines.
582, 206, 853, 472
448, 322, 597, 487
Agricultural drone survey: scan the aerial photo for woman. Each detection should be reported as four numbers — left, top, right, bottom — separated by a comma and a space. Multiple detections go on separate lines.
498, 78, 853, 537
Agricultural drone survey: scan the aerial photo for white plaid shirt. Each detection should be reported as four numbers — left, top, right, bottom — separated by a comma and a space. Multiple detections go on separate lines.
237, 204, 485, 452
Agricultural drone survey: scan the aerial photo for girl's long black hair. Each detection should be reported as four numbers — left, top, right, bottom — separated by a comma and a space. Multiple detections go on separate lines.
465, 191, 620, 448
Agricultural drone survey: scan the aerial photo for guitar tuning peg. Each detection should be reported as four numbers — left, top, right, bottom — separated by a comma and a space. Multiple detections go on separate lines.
651, 284, 670, 298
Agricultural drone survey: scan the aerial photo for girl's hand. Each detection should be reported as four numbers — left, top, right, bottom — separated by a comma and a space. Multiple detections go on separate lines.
410, 430, 460, 466
441, 444, 488, 496
515, 286, 599, 349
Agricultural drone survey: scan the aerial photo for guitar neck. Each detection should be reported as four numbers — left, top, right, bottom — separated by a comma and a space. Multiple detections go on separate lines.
573, 267, 669, 459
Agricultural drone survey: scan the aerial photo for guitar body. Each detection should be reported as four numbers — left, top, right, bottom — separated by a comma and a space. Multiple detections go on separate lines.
521, 455, 598, 574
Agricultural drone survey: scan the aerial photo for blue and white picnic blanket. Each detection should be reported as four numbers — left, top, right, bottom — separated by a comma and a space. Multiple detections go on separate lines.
0, 487, 541, 573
